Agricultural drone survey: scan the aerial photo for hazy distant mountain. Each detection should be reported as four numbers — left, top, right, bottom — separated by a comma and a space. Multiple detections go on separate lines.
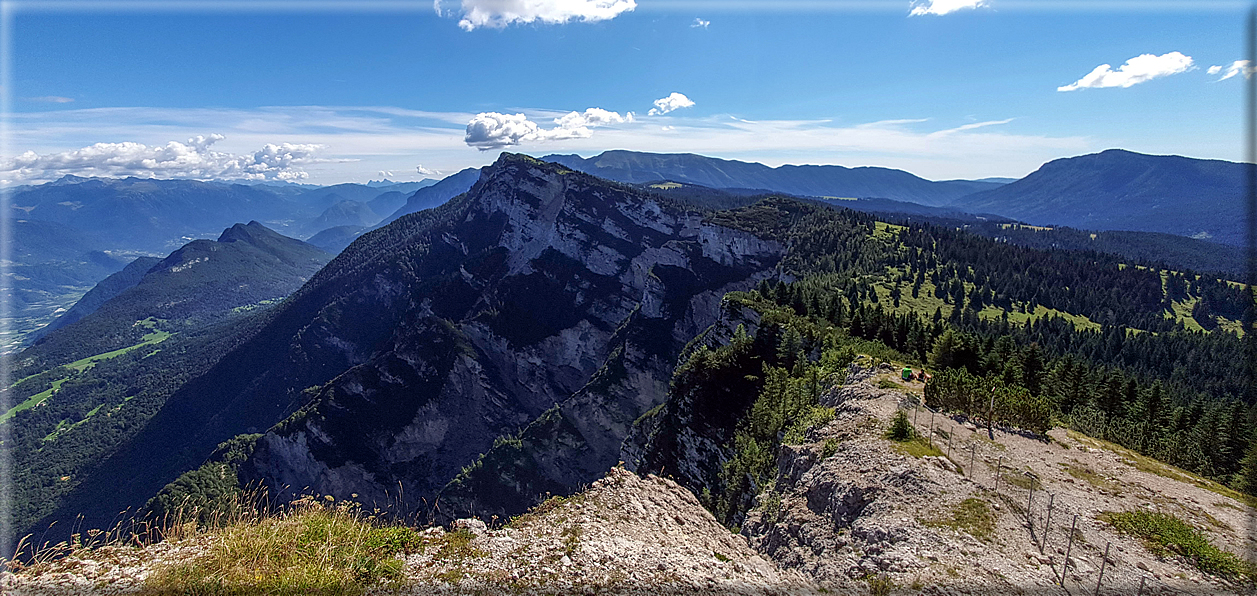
380, 167, 481, 224
366, 178, 438, 189
306, 200, 381, 232
305, 168, 484, 252
820, 197, 1015, 222
306, 225, 368, 254
366, 191, 408, 220
952, 149, 1247, 245
9, 176, 309, 252
543, 150, 1002, 206
293, 181, 432, 212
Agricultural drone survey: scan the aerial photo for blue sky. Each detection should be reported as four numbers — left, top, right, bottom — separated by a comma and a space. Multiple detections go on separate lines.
2, 0, 1250, 183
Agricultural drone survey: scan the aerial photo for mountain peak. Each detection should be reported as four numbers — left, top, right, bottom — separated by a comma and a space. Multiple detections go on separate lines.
49, 174, 90, 186
216, 220, 283, 244
955, 149, 1246, 245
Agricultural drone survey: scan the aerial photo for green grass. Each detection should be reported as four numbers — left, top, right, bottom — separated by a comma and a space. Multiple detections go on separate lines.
977, 303, 1101, 332
1170, 299, 1207, 333
821, 437, 840, 459
41, 403, 108, 443
884, 410, 915, 441
143, 497, 426, 595
924, 498, 996, 541
865, 573, 894, 596
889, 436, 944, 459
1, 319, 172, 423
873, 221, 905, 240
3, 377, 72, 422
65, 318, 171, 373
1215, 315, 1245, 336
874, 274, 1102, 334
1099, 510, 1254, 580
873, 278, 949, 319
231, 299, 280, 314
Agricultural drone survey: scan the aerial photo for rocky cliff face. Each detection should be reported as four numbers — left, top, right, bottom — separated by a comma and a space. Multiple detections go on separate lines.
237, 154, 786, 517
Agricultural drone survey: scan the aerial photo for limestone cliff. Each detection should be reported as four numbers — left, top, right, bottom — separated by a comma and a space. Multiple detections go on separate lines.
236, 154, 786, 518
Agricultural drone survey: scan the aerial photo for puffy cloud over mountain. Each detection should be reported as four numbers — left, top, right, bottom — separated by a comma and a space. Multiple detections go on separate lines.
465, 108, 631, 150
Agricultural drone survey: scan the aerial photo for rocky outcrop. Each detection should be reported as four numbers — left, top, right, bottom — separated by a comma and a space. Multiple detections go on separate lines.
1, 468, 814, 596
408, 468, 813, 594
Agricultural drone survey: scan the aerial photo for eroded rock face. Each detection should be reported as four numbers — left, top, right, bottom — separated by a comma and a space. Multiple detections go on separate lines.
240, 155, 785, 517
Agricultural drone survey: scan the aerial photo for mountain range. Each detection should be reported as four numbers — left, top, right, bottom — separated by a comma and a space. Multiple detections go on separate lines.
305, 167, 482, 254
544, 148, 1249, 247
10, 152, 1254, 555
544, 150, 1004, 206
4, 175, 474, 351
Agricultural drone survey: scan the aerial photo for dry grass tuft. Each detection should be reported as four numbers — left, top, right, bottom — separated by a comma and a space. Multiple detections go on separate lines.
142, 495, 425, 595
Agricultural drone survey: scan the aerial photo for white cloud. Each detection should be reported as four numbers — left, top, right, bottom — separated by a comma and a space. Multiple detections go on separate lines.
437, 0, 636, 31
927, 118, 1014, 137
4, 104, 1137, 182
465, 108, 631, 150
554, 107, 633, 129
26, 96, 74, 103
465, 113, 553, 150
648, 92, 696, 116
0, 134, 324, 183
1058, 51, 1193, 91
1208, 60, 1254, 81
416, 164, 443, 176
691, 17, 710, 28
378, 170, 395, 177
909, 0, 987, 16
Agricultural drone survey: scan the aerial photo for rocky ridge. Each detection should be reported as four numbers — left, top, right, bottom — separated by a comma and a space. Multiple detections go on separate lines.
0, 469, 812, 595
735, 363, 1254, 595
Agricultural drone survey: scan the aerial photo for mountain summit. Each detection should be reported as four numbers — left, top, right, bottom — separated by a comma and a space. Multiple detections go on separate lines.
952, 149, 1247, 245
